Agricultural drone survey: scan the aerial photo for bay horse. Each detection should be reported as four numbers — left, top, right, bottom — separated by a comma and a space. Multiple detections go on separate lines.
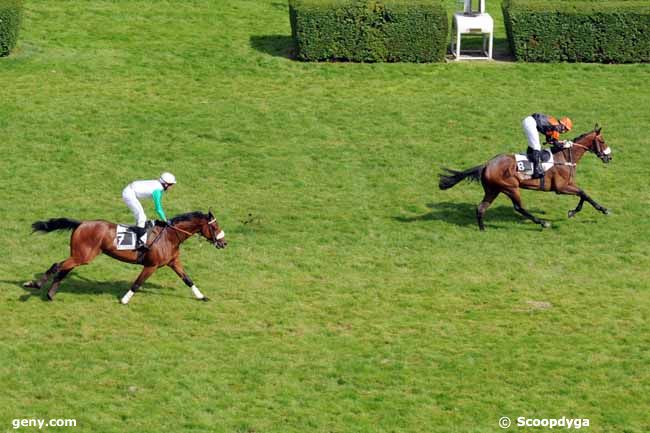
439, 126, 612, 230
23, 210, 227, 304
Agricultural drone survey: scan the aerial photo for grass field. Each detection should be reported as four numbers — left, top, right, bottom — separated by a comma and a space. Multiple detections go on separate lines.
1, 1, 649, 432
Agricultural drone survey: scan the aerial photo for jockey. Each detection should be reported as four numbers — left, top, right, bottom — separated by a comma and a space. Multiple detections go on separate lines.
122, 172, 176, 249
522, 113, 573, 178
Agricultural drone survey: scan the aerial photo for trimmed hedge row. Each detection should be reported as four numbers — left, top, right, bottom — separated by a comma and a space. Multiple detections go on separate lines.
503, 0, 650, 63
0, 0, 23, 57
289, 0, 448, 63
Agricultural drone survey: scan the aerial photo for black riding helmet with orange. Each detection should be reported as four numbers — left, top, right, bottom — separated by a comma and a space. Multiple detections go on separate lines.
532, 113, 573, 145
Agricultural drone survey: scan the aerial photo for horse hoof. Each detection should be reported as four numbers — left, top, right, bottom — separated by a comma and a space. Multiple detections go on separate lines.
199, 297, 210, 302
542, 221, 551, 229
23, 281, 39, 289
46, 294, 54, 301
603, 209, 610, 216
568, 211, 576, 219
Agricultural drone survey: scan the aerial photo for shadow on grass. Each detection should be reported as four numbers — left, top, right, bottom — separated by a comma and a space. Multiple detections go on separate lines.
446, 37, 515, 62
5, 274, 178, 302
249, 35, 295, 59
250, 34, 513, 63
395, 201, 549, 230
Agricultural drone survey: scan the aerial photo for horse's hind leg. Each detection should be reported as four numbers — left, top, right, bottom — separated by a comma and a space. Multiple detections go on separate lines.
477, 188, 499, 231
47, 246, 100, 300
24, 262, 60, 290
47, 257, 81, 300
504, 188, 550, 229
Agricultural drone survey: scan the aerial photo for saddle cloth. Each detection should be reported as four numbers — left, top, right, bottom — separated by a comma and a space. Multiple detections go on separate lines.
515, 150, 554, 177
115, 221, 154, 250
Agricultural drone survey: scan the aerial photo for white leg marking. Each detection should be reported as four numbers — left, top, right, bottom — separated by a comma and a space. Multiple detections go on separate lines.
121, 290, 134, 304
191, 285, 205, 300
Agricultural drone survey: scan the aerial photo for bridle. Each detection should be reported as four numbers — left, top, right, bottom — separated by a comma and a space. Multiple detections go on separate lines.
206, 217, 225, 248
148, 214, 225, 248
573, 134, 609, 159
167, 219, 222, 247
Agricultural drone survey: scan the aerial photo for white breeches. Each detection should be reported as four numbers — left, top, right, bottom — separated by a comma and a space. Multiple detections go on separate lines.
122, 187, 147, 227
522, 116, 541, 151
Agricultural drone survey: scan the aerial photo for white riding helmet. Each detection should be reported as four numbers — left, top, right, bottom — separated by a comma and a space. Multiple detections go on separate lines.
160, 172, 177, 185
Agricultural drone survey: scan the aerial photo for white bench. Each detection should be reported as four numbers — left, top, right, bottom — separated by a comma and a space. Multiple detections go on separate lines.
451, 12, 494, 61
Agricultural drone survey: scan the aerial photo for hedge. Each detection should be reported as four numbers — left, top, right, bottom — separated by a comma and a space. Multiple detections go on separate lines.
289, 0, 448, 63
0, 0, 22, 57
503, 0, 650, 63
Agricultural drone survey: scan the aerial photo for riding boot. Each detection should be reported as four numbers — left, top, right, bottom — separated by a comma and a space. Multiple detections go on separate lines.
134, 226, 148, 250
531, 149, 545, 179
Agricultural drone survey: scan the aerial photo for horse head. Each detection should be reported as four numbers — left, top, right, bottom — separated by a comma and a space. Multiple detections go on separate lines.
576, 125, 612, 164
202, 208, 227, 249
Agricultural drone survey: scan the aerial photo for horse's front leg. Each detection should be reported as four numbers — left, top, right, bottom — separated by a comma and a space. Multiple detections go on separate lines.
120, 266, 157, 305
558, 184, 609, 218
168, 259, 208, 301
579, 190, 609, 215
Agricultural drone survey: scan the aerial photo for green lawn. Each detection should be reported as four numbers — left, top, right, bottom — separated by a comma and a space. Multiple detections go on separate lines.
1, 1, 649, 432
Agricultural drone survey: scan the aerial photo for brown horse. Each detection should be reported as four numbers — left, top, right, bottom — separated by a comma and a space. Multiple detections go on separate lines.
24, 210, 227, 304
439, 126, 612, 230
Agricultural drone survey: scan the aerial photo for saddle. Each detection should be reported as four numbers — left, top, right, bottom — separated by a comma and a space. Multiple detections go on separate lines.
514, 149, 554, 178
115, 221, 156, 250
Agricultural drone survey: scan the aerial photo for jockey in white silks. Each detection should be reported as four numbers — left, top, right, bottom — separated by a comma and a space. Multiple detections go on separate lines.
122, 172, 176, 249
522, 113, 573, 178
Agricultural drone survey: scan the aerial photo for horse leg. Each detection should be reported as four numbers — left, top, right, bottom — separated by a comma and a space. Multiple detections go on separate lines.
168, 259, 208, 301
24, 262, 59, 290
47, 258, 80, 300
476, 189, 499, 231
568, 196, 586, 218
504, 188, 550, 228
581, 191, 609, 215
557, 184, 609, 218
554, 184, 584, 218
120, 266, 157, 305
47, 242, 101, 300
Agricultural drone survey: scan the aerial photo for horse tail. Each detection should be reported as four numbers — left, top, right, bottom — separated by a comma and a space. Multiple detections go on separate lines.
31, 218, 82, 233
438, 165, 484, 190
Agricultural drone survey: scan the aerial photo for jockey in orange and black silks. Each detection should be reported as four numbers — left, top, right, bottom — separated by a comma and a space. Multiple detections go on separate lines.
522, 113, 573, 178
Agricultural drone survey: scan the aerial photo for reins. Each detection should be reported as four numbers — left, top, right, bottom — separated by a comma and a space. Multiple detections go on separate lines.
143, 223, 192, 250
570, 142, 590, 151
149, 214, 223, 248
148, 226, 167, 247
168, 224, 194, 237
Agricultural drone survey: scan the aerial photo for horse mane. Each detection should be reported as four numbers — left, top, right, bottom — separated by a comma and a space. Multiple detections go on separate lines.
168, 211, 209, 224
572, 130, 595, 143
